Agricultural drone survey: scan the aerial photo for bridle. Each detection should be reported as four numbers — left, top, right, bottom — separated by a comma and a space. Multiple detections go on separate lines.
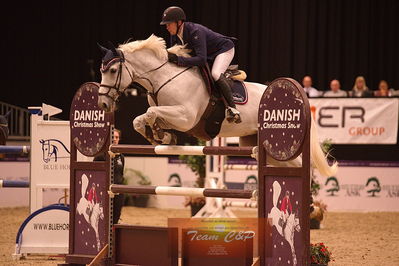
99, 49, 191, 106
99, 52, 134, 102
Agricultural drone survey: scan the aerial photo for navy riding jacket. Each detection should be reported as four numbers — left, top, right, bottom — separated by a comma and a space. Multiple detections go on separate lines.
169, 22, 235, 67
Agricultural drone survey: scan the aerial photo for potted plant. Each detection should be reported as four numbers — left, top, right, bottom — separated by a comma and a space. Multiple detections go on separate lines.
179, 139, 206, 216
310, 242, 334, 265
123, 168, 152, 207
310, 199, 327, 229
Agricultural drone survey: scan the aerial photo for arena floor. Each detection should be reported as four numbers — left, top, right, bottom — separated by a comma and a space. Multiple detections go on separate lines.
1, 206, 398, 265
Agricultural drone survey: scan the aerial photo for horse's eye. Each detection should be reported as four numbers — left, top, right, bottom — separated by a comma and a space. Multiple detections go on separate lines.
110, 68, 117, 74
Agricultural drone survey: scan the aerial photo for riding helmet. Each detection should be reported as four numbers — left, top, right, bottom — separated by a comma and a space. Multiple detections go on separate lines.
160, 6, 186, 25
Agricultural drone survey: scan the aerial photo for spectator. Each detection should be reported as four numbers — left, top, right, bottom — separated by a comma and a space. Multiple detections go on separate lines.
302, 76, 321, 97
323, 79, 348, 97
94, 129, 125, 224
374, 80, 391, 97
350, 76, 372, 97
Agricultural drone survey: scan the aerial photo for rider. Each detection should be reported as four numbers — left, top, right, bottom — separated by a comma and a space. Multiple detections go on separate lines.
160, 6, 241, 123
280, 190, 293, 235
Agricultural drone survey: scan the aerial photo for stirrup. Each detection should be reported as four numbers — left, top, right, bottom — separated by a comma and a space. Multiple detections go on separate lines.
226, 107, 242, 124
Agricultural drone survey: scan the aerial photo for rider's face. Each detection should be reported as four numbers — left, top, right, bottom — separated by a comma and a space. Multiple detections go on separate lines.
166, 22, 178, 35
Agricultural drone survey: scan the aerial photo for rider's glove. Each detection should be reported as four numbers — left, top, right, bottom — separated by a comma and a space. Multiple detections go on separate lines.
168, 52, 178, 64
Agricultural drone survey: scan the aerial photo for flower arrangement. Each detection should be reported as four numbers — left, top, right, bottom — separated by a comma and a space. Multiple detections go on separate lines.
309, 138, 333, 227
310, 200, 328, 222
310, 242, 334, 265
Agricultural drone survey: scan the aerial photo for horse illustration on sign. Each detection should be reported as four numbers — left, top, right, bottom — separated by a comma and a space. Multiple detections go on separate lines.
39, 139, 70, 163
76, 174, 104, 252
268, 181, 301, 266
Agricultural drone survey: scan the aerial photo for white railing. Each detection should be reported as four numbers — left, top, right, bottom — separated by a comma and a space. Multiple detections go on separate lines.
0, 101, 30, 140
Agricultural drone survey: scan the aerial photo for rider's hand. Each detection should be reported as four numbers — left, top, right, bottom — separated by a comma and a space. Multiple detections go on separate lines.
168, 52, 178, 64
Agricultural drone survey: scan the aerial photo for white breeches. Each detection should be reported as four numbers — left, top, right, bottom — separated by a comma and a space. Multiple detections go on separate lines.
212, 47, 235, 81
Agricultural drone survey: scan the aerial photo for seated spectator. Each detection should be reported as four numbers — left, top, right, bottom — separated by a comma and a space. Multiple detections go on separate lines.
323, 79, 348, 97
350, 76, 373, 97
302, 76, 321, 97
390, 89, 399, 97
374, 80, 391, 97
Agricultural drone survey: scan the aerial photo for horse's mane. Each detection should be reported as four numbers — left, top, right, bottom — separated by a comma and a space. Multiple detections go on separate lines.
119, 34, 191, 60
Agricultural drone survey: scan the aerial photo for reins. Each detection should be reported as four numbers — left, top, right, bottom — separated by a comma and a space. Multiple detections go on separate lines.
147, 66, 192, 105
99, 50, 191, 106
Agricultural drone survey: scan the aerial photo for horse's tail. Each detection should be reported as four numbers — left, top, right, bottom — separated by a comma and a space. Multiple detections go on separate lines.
310, 118, 338, 177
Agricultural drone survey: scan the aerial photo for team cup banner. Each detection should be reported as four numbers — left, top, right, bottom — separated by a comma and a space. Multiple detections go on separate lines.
309, 98, 399, 144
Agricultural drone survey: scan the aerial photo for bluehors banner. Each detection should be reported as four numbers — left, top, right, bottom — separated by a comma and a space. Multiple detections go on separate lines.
310, 98, 398, 144
313, 165, 399, 212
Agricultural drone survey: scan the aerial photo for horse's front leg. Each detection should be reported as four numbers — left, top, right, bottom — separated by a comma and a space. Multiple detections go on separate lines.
94, 227, 100, 251
142, 105, 191, 145
133, 114, 159, 145
290, 242, 297, 266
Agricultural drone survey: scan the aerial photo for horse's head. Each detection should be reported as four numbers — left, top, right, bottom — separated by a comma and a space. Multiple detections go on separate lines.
98, 42, 133, 112
0, 111, 10, 145
98, 35, 188, 112
39, 139, 50, 163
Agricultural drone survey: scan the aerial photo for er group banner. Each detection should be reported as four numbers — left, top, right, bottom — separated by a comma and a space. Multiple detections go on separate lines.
309, 98, 398, 144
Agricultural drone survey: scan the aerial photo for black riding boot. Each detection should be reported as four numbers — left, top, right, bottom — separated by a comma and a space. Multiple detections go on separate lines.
215, 74, 241, 123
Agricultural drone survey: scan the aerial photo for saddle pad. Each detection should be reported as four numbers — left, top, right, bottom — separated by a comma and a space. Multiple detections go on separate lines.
232, 81, 248, 105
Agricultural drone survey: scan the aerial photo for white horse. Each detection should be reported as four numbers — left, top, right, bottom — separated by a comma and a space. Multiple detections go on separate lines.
97, 34, 337, 177
76, 174, 104, 252
268, 181, 301, 266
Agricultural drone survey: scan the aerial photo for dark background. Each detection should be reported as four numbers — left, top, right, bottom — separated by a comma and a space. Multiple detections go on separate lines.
2, 0, 399, 160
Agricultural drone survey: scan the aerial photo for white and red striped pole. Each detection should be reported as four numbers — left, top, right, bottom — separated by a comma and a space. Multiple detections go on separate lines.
110, 184, 256, 199
109, 144, 256, 157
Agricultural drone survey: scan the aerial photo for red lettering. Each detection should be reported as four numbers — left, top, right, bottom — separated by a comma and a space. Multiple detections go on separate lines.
348, 127, 385, 136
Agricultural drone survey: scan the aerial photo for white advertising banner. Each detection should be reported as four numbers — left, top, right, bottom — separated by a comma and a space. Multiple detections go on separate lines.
30, 115, 70, 213
314, 166, 399, 212
309, 98, 399, 144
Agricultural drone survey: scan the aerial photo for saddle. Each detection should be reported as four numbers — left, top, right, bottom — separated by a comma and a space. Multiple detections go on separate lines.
185, 65, 248, 140
224, 65, 247, 82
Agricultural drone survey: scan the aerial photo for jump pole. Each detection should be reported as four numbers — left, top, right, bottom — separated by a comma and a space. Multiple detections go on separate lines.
0, 145, 30, 154
110, 184, 255, 199
224, 164, 258, 171
110, 144, 256, 157
223, 200, 258, 208
0, 180, 29, 188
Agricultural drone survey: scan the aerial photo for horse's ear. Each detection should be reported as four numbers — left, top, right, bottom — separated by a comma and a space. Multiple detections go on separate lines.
107, 41, 119, 56
97, 43, 109, 55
